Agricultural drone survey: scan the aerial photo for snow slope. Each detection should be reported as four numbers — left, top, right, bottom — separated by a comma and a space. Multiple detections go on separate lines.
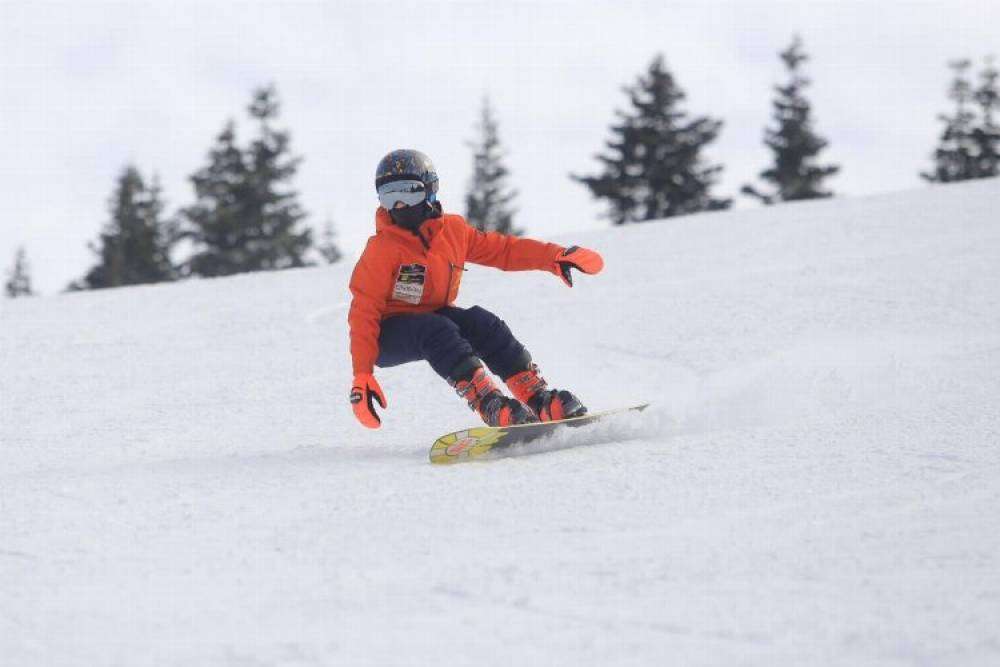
2, 180, 1000, 666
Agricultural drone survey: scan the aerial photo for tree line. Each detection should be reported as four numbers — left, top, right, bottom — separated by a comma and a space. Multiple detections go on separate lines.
6, 37, 998, 297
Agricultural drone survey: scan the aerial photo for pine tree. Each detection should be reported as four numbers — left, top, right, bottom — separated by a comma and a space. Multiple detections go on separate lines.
971, 56, 1000, 179
317, 218, 343, 264
180, 121, 247, 277
183, 85, 312, 277
922, 60, 979, 183
573, 54, 730, 225
742, 36, 839, 204
465, 97, 521, 235
71, 166, 176, 290
5, 247, 34, 298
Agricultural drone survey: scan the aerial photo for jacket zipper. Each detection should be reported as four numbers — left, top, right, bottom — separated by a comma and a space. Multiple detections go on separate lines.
415, 227, 430, 250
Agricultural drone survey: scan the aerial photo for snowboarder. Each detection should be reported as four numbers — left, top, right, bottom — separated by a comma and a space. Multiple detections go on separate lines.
349, 149, 604, 429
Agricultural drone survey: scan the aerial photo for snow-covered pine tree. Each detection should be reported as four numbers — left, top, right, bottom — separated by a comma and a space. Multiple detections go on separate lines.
573, 54, 730, 224
70, 166, 176, 290
183, 85, 312, 277
922, 60, 980, 183
742, 36, 839, 204
465, 97, 520, 235
971, 56, 999, 179
5, 247, 34, 298
317, 218, 343, 264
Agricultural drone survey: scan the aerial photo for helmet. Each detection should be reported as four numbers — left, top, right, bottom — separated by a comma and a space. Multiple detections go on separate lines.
374, 149, 439, 209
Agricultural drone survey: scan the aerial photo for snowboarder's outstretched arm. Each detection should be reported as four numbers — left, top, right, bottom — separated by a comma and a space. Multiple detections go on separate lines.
463, 226, 604, 286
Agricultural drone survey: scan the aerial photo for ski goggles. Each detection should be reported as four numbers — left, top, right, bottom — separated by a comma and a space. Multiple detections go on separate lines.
377, 179, 430, 209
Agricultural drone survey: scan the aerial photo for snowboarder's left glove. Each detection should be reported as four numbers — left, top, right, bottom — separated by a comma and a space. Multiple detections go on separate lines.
553, 246, 604, 287
351, 373, 387, 429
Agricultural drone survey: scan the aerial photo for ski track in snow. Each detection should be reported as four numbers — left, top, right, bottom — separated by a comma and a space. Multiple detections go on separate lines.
2, 180, 1000, 666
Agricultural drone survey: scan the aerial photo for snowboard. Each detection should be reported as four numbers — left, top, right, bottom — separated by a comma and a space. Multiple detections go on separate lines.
429, 403, 649, 465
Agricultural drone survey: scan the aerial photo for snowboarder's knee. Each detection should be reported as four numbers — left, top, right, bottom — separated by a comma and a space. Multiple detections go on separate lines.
465, 305, 500, 325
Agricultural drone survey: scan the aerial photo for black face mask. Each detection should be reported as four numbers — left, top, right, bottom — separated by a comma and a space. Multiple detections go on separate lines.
389, 200, 440, 231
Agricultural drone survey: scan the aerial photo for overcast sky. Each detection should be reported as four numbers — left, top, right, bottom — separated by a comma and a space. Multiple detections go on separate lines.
2, 0, 998, 294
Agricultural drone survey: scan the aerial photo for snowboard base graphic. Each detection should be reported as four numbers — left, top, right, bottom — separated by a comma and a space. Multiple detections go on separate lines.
429, 403, 649, 465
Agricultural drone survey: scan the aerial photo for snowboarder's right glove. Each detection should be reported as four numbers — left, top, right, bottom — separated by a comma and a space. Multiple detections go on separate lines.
553, 246, 604, 287
351, 372, 387, 429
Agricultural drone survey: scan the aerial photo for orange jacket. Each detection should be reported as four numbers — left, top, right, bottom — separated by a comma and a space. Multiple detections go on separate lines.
348, 207, 565, 375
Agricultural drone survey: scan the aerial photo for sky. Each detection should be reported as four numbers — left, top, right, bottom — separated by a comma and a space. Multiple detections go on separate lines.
2, 0, 998, 295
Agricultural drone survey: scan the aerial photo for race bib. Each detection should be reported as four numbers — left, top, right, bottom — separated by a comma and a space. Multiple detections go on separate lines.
393, 263, 426, 304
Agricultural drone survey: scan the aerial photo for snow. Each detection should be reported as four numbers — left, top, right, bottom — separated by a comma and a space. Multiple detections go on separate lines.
2, 180, 1000, 665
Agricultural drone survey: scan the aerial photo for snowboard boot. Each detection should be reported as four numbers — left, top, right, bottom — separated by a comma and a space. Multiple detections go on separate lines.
505, 363, 587, 422
449, 360, 537, 427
